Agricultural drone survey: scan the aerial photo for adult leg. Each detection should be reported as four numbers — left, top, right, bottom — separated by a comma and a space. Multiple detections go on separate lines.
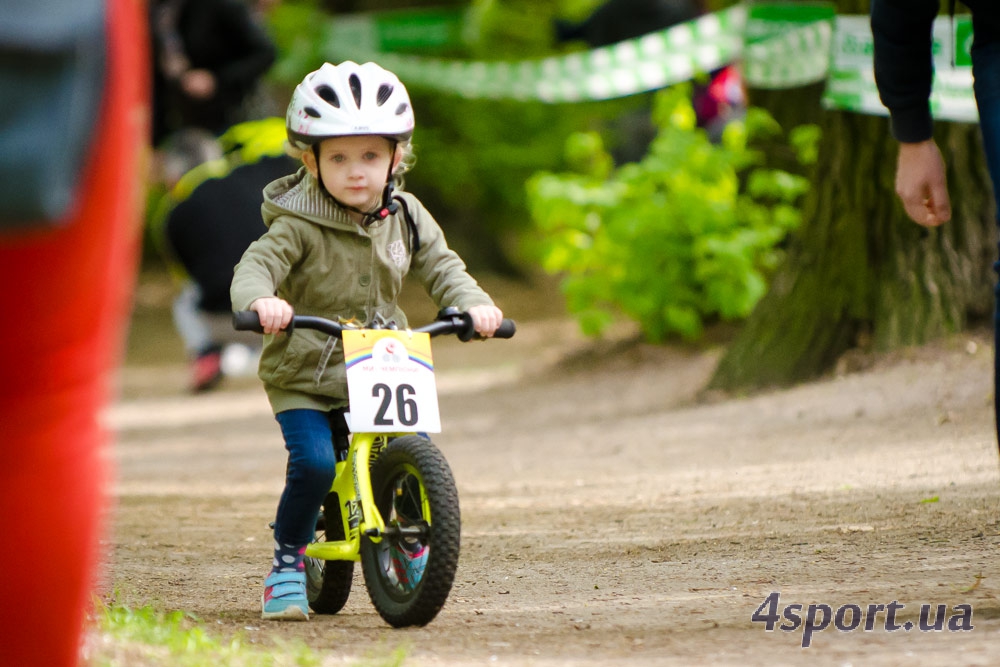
172, 281, 214, 356
972, 42, 1000, 448
173, 282, 226, 391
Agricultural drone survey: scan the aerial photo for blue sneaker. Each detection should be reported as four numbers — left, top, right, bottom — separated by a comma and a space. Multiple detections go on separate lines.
261, 571, 309, 621
390, 542, 428, 590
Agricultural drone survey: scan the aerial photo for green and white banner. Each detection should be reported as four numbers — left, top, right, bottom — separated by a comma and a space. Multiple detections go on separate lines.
321, 2, 978, 122
743, 2, 834, 89
324, 6, 748, 103
822, 15, 976, 122
325, 7, 466, 54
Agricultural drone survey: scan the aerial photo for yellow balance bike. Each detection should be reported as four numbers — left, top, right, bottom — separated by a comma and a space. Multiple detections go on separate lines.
234, 307, 515, 627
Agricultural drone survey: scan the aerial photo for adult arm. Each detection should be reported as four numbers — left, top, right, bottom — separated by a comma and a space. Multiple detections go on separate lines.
871, 0, 940, 142
871, 0, 951, 225
212, 0, 276, 93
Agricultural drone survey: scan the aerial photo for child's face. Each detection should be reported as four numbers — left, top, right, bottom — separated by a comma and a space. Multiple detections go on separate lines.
304, 135, 400, 215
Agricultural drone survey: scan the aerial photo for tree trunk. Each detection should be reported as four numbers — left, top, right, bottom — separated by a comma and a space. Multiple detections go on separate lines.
710, 86, 994, 391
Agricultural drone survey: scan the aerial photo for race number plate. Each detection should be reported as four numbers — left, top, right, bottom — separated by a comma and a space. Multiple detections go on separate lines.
343, 330, 441, 433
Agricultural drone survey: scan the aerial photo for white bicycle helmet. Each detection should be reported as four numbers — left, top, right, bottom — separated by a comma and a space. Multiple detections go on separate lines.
286, 61, 414, 149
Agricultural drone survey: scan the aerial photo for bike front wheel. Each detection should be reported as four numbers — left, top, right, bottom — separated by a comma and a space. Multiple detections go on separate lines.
360, 435, 460, 627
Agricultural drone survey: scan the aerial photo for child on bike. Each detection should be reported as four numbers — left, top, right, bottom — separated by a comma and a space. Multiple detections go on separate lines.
231, 61, 504, 621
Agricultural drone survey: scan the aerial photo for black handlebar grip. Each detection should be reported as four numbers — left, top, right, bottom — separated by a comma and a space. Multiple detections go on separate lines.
232, 310, 264, 333
494, 318, 516, 339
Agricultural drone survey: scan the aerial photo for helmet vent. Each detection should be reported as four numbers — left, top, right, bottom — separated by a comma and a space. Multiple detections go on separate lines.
395, 102, 410, 116
348, 73, 363, 108
376, 84, 393, 106
303, 106, 321, 118
315, 85, 340, 108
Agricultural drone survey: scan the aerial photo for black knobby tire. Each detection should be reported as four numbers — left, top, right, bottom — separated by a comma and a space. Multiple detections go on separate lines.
305, 491, 354, 614
360, 435, 461, 627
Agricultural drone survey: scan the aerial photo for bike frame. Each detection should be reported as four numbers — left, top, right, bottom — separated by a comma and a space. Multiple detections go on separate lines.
232, 307, 512, 565
305, 430, 427, 562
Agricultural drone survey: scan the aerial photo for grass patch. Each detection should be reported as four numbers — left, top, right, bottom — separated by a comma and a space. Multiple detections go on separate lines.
86, 601, 324, 667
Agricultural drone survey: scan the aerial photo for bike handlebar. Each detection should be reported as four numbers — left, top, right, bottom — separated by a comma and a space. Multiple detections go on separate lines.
232, 308, 516, 341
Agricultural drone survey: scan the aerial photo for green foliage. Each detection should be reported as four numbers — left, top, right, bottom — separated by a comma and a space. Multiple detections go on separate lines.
788, 123, 822, 166
92, 603, 319, 666
527, 86, 812, 342
465, 0, 603, 56
91, 601, 407, 666
266, 0, 327, 89
465, 0, 558, 57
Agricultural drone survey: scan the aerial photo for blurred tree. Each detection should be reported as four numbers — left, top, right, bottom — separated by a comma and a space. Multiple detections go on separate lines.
709, 0, 994, 391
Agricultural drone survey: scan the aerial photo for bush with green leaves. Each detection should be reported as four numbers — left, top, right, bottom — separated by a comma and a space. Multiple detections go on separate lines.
527, 86, 815, 341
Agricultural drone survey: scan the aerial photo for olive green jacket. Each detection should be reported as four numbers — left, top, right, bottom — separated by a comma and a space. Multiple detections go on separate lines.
231, 167, 494, 414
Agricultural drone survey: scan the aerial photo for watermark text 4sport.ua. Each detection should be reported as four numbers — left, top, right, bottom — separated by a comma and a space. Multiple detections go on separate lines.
752, 591, 974, 648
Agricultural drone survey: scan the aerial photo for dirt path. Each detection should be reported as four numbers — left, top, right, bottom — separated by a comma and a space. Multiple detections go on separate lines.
103, 284, 1000, 665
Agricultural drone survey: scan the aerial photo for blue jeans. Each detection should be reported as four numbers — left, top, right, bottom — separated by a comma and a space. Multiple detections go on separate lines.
972, 41, 1000, 444
272, 409, 346, 546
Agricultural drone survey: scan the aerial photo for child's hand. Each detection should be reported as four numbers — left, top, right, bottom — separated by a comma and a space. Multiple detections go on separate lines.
251, 297, 294, 334
468, 305, 504, 337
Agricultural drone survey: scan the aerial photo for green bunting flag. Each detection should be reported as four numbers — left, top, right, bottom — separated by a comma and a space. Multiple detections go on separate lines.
743, 1, 834, 89
325, 6, 747, 102
822, 15, 976, 122
321, 2, 977, 122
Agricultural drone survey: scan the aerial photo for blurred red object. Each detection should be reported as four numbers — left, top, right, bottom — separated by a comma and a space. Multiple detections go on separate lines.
0, 0, 148, 663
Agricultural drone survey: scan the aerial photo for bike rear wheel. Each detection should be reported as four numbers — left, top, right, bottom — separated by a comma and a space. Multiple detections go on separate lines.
360, 435, 460, 627
305, 491, 354, 614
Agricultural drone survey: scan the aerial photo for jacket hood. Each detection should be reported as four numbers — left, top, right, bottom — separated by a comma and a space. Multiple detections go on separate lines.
261, 166, 359, 231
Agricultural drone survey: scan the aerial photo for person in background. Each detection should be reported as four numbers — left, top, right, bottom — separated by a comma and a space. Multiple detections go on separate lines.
150, 0, 277, 146
871, 1, 1000, 443
153, 119, 297, 391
